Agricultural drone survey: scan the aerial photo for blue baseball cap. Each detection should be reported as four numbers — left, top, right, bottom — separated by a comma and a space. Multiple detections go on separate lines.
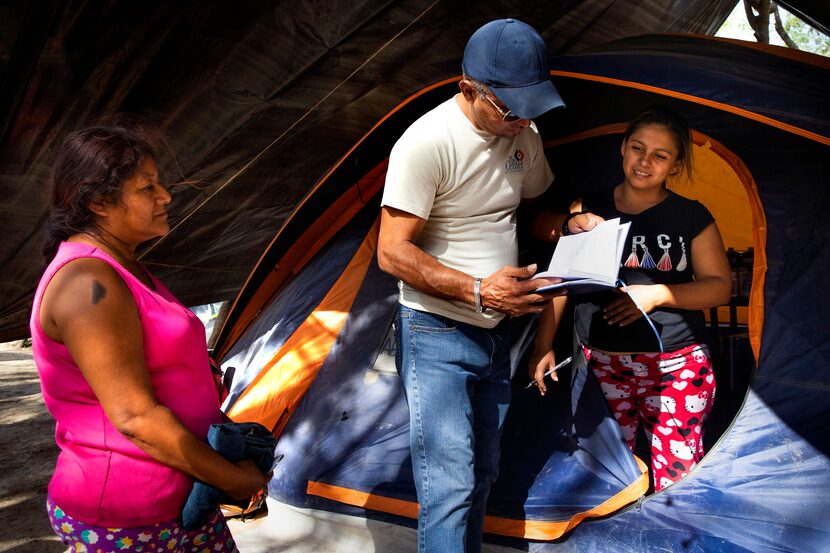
462, 18, 564, 120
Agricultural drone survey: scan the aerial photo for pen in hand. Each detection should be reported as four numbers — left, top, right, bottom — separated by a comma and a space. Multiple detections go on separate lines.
524, 356, 573, 389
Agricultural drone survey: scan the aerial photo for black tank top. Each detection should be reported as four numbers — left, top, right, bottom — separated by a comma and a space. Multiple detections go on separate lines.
574, 187, 715, 352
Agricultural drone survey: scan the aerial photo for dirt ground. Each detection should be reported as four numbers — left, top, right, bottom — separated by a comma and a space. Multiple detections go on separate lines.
0, 342, 268, 553
0, 341, 513, 553
0, 341, 63, 552
0, 341, 417, 553
0, 341, 411, 553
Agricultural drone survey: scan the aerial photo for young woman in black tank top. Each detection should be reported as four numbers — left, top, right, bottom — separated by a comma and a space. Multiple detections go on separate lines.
530, 108, 731, 490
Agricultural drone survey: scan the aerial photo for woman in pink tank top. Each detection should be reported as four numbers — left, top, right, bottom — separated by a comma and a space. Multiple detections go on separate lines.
30, 120, 268, 552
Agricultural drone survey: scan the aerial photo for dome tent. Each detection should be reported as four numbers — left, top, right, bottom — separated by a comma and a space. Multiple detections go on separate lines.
216, 34, 829, 552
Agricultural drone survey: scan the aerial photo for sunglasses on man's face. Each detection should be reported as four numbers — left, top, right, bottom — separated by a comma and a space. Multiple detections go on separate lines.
473, 84, 521, 122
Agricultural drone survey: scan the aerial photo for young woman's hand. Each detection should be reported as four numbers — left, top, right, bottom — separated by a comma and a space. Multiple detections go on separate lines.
565, 212, 605, 235
604, 284, 668, 326
529, 349, 559, 396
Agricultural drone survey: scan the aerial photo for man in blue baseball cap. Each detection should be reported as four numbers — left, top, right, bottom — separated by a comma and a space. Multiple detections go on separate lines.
463, 18, 564, 120
378, 18, 565, 553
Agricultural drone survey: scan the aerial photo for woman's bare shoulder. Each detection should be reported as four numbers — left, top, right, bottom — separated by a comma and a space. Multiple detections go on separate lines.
40, 256, 135, 339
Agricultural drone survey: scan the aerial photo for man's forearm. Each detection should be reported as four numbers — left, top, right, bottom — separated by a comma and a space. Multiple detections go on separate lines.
378, 240, 474, 305
377, 207, 554, 317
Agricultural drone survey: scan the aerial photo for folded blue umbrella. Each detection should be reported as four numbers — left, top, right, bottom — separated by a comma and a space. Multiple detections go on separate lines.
182, 422, 278, 530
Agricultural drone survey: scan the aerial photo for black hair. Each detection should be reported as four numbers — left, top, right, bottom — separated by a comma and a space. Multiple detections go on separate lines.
43, 118, 159, 261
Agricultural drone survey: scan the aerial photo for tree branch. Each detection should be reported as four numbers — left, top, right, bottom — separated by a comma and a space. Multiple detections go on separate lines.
772, 2, 799, 49
744, 0, 770, 43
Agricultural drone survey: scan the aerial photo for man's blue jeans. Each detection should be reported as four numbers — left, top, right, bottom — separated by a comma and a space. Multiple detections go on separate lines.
395, 305, 512, 553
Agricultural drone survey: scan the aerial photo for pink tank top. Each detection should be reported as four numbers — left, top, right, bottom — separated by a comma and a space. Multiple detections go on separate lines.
30, 241, 221, 527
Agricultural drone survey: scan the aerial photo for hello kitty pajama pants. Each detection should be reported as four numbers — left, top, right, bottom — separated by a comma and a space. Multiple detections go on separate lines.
584, 343, 716, 491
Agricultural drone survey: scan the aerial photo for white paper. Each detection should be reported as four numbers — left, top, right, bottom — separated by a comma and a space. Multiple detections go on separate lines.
535, 218, 631, 291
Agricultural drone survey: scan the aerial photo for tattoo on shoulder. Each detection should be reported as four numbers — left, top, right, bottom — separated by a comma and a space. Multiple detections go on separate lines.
91, 280, 107, 305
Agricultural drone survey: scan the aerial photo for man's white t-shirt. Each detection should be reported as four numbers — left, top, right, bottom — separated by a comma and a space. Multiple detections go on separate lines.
381, 96, 553, 328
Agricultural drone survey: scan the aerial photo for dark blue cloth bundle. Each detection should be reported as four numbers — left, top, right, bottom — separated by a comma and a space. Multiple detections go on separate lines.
182, 422, 277, 530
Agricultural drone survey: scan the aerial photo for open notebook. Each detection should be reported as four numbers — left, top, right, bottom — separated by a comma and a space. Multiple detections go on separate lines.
535, 217, 631, 294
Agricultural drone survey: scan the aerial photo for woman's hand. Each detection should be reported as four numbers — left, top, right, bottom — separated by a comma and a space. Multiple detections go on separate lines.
566, 212, 605, 235
604, 284, 668, 326
225, 459, 271, 501
529, 349, 559, 396
528, 205, 605, 242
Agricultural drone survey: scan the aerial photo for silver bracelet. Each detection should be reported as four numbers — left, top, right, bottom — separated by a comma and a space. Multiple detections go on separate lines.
474, 278, 483, 313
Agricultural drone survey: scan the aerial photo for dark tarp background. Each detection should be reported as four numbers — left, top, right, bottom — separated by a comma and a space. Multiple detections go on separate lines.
0, 0, 753, 341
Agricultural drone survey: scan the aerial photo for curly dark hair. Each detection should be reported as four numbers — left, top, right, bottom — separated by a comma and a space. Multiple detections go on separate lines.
43, 121, 159, 261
